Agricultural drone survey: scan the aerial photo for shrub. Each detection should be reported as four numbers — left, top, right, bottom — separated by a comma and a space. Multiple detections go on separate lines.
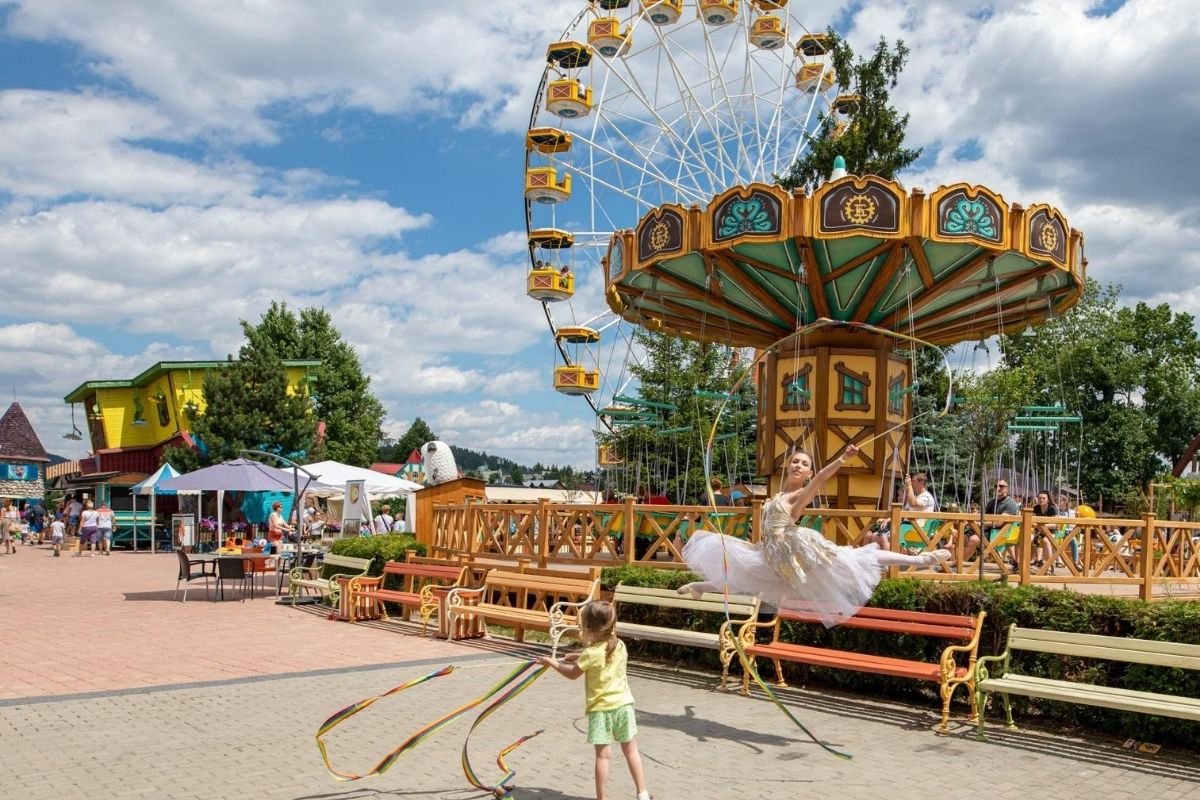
328, 534, 425, 576
608, 571, 1200, 747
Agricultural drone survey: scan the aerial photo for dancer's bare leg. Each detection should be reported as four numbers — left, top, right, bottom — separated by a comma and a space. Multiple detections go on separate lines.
676, 580, 723, 599
875, 548, 951, 567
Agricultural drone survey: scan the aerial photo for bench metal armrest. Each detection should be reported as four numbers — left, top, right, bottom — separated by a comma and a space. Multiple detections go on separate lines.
548, 598, 590, 627
348, 575, 382, 593
445, 586, 485, 609
973, 652, 1010, 683
733, 616, 777, 643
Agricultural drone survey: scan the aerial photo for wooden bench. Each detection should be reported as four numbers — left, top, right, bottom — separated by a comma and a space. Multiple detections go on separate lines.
612, 583, 760, 690
734, 607, 987, 732
974, 625, 1200, 738
346, 556, 468, 633
289, 554, 372, 605
444, 568, 599, 657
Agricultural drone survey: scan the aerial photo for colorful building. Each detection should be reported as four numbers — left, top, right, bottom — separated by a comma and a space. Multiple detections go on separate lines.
63, 359, 321, 477
0, 402, 50, 503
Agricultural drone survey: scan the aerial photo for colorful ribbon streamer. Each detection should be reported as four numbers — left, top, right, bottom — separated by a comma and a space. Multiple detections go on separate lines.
315, 661, 547, 791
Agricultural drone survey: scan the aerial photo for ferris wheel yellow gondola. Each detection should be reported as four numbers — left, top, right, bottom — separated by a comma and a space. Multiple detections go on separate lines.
699, 0, 739, 25
795, 32, 833, 94
525, 127, 573, 205
643, 0, 684, 25
528, 228, 575, 301
748, 13, 785, 50
597, 443, 624, 470
589, 17, 632, 58
553, 326, 600, 396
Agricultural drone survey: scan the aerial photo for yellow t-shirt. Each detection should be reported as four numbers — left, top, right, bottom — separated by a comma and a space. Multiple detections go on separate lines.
576, 639, 635, 713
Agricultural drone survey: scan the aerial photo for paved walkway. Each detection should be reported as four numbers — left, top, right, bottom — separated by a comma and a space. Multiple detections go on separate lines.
2, 547, 1198, 799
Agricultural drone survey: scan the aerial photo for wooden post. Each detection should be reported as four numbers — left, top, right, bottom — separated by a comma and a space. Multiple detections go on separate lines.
1018, 507, 1033, 585
750, 499, 762, 544
624, 496, 636, 566
1140, 513, 1156, 602
466, 499, 479, 557
887, 502, 902, 580
537, 498, 550, 568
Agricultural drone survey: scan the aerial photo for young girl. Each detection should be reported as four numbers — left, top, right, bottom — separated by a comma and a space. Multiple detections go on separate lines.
678, 445, 951, 627
537, 601, 652, 800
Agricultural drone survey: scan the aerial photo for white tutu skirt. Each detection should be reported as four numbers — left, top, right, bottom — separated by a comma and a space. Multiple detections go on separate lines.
681, 530, 885, 627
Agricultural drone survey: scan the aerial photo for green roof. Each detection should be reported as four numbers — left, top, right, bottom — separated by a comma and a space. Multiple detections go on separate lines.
63, 359, 321, 403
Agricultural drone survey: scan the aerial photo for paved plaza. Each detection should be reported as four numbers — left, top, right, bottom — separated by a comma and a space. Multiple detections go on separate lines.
1, 546, 1198, 799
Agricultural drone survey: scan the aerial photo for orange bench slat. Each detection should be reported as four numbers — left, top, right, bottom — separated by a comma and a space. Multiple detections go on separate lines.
746, 643, 964, 681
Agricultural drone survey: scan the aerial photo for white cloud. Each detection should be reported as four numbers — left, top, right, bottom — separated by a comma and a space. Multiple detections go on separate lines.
4, 0, 1199, 472
0, 90, 259, 203
4, 1, 582, 138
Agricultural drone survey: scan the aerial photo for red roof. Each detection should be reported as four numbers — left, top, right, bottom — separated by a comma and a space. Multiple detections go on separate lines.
0, 403, 49, 462
370, 463, 404, 476
406, 449, 423, 464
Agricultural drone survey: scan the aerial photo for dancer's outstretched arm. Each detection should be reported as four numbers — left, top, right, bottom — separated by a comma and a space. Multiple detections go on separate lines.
782, 444, 859, 519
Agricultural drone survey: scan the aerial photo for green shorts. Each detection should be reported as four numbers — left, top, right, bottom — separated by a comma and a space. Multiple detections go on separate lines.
587, 703, 638, 745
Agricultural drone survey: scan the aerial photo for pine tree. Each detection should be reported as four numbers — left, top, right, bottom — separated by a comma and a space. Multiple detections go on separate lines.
599, 331, 756, 503
164, 345, 315, 470
241, 302, 386, 467
780, 31, 922, 189
385, 418, 438, 463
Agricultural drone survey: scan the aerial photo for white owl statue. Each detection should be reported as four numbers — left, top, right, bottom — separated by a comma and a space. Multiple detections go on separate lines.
422, 440, 460, 486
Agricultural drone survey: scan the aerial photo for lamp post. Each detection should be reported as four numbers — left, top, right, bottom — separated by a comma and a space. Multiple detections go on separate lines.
241, 449, 318, 606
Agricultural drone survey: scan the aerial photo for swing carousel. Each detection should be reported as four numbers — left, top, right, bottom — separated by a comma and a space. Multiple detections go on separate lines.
524, 1, 1087, 525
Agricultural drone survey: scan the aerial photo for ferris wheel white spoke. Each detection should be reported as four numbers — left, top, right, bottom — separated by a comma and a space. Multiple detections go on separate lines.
699, 17, 755, 181
589, 82, 713, 206
648, 21, 742, 192
598, 49, 726, 197
577, 105, 711, 203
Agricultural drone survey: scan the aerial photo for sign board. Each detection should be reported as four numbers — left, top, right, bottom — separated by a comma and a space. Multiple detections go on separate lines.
172, 513, 196, 549
340, 479, 367, 537
0, 462, 38, 481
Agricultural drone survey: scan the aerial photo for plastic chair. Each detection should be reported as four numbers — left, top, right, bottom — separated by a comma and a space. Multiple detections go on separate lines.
175, 550, 214, 602
216, 556, 253, 602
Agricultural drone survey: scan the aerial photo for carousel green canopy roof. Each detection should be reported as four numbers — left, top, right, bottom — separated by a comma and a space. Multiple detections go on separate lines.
603, 176, 1085, 349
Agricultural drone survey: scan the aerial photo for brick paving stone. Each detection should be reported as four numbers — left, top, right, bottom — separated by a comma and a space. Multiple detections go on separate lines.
2, 546, 1199, 799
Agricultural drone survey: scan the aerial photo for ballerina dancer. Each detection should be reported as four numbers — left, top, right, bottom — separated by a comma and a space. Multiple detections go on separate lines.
678, 445, 950, 627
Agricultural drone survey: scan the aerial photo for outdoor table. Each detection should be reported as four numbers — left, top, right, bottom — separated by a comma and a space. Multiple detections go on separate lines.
186, 553, 255, 602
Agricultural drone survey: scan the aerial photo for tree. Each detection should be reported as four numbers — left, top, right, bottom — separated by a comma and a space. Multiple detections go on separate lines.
598, 332, 757, 503
1002, 281, 1200, 508
955, 367, 1033, 502
384, 417, 438, 464
780, 31, 923, 189
164, 344, 315, 471
242, 302, 386, 467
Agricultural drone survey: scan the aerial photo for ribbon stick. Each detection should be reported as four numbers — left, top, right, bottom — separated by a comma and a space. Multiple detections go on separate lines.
461, 662, 548, 797
315, 661, 546, 784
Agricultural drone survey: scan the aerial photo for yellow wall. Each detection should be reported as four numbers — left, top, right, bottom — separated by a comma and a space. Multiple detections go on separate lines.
96, 365, 314, 449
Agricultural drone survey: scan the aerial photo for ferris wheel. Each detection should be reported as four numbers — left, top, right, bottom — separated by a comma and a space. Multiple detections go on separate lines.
524, 0, 841, 451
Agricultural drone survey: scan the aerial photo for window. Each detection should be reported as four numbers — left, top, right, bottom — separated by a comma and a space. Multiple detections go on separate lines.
834, 362, 871, 411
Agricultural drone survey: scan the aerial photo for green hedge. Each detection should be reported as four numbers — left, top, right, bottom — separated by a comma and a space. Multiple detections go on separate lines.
602, 570, 1200, 746
328, 534, 426, 577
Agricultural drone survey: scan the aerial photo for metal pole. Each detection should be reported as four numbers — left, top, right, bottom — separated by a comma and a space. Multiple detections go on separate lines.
241, 450, 317, 606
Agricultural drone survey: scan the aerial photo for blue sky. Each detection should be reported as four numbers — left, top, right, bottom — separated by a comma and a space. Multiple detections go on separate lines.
1, 0, 1197, 469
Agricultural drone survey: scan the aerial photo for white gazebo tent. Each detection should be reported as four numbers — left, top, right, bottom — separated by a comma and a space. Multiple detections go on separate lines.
129, 463, 198, 553
302, 460, 423, 532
